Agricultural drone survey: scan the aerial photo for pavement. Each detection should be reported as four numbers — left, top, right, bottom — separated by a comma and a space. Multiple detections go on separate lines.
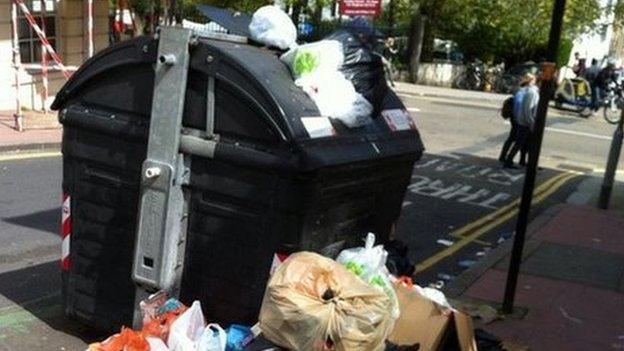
0, 110, 61, 155
394, 81, 509, 106
444, 204, 624, 350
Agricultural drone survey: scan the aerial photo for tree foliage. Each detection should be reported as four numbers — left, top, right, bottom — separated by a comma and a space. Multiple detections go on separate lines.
410, 0, 602, 65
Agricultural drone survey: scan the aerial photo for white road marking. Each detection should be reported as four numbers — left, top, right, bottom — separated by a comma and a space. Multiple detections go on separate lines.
407, 107, 421, 112
501, 120, 611, 141
544, 126, 611, 141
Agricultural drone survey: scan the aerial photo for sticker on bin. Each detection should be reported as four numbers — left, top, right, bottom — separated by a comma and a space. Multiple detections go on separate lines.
301, 117, 336, 138
382, 109, 416, 131
61, 192, 71, 271
269, 252, 289, 276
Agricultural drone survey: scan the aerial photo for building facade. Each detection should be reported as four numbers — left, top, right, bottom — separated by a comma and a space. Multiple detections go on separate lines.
0, 0, 109, 113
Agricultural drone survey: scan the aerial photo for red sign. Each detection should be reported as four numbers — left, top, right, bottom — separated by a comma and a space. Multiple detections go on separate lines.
339, 0, 382, 17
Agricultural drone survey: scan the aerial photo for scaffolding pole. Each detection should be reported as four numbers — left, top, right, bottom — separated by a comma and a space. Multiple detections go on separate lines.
41, 0, 49, 113
11, 1, 23, 131
87, 0, 94, 57
13, 0, 71, 79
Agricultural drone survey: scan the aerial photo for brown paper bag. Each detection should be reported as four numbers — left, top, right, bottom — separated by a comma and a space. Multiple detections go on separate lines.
259, 252, 393, 351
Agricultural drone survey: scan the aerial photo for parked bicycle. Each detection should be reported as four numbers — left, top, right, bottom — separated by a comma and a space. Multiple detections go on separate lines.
453, 61, 505, 92
494, 62, 541, 94
453, 60, 485, 90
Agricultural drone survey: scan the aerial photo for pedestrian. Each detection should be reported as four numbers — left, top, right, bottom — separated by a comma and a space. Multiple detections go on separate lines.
572, 52, 587, 77
382, 37, 398, 87
593, 62, 617, 109
504, 74, 539, 169
586, 58, 601, 110
498, 81, 526, 164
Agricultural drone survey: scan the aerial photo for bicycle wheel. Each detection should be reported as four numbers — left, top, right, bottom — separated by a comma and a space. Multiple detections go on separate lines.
603, 99, 622, 124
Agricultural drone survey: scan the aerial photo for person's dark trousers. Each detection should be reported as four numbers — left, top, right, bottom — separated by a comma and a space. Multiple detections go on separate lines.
499, 119, 518, 163
591, 85, 602, 110
504, 125, 531, 167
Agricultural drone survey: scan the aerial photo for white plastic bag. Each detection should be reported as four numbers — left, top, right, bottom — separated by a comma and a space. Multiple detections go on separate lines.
249, 5, 297, 49
196, 323, 226, 351
168, 301, 206, 351
295, 71, 372, 128
147, 336, 170, 351
280, 40, 343, 79
336, 233, 400, 319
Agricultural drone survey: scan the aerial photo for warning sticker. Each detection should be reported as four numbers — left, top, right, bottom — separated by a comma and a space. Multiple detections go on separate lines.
302, 117, 336, 138
382, 109, 415, 131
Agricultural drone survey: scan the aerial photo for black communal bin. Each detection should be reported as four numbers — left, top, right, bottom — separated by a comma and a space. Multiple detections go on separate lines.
51, 33, 424, 332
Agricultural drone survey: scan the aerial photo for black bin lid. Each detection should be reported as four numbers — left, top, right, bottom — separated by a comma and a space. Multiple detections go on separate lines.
51, 35, 423, 170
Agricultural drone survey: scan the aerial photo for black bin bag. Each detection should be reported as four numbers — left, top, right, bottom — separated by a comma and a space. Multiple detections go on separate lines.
324, 29, 389, 115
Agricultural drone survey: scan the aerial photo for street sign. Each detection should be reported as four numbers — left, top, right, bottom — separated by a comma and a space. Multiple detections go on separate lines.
339, 0, 381, 17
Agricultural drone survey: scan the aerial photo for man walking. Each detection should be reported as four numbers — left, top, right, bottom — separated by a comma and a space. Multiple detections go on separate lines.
585, 58, 600, 111
504, 74, 539, 169
499, 82, 526, 164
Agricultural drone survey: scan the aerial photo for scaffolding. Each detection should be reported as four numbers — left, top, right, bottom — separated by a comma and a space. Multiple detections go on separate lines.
10, 0, 93, 131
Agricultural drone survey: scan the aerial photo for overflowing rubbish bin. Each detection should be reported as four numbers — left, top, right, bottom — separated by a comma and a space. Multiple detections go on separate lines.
52, 27, 423, 332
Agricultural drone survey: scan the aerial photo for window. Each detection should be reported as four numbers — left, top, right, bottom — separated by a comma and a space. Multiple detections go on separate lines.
17, 0, 56, 63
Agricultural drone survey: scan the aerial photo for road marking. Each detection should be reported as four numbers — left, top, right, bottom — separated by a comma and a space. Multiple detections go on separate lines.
501, 120, 611, 141
407, 107, 421, 112
0, 151, 61, 162
545, 126, 611, 141
593, 168, 624, 174
416, 172, 579, 273
448, 171, 570, 239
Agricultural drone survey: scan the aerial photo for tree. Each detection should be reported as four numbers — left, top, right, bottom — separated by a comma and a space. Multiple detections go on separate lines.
408, 0, 603, 66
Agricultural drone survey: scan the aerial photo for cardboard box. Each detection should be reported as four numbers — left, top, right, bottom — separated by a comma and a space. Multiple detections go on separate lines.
388, 282, 478, 351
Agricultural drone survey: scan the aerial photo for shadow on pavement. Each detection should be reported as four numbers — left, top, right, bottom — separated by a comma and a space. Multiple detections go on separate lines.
2, 208, 59, 236
0, 260, 105, 343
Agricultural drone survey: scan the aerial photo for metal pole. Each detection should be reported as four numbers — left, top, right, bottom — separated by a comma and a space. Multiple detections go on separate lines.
11, 1, 23, 131
502, 0, 566, 314
41, 1, 48, 114
87, 0, 94, 57
598, 110, 624, 209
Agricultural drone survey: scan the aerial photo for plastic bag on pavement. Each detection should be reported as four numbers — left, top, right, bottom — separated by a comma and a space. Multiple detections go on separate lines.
259, 251, 393, 351
336, 233, 399, 319
197, 324, 227, 351
248, 5, 296, 50
168, 301, 206, 351
295, 71, 373, 128
88, 327, 150, 351
324, 29, 388, 114
280, 40, 344, 79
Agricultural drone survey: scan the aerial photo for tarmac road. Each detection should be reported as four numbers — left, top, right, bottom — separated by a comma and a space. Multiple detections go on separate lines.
0, 94, 617, 349
392, 94, 614, 287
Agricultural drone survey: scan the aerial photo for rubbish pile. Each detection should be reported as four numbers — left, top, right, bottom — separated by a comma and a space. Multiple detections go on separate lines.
202, 4, 388, 128
88, 234, 480, 351
87, 292, 258, 351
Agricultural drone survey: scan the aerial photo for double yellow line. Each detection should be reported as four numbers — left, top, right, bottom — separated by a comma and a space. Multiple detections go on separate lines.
415, 171, 580, 273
